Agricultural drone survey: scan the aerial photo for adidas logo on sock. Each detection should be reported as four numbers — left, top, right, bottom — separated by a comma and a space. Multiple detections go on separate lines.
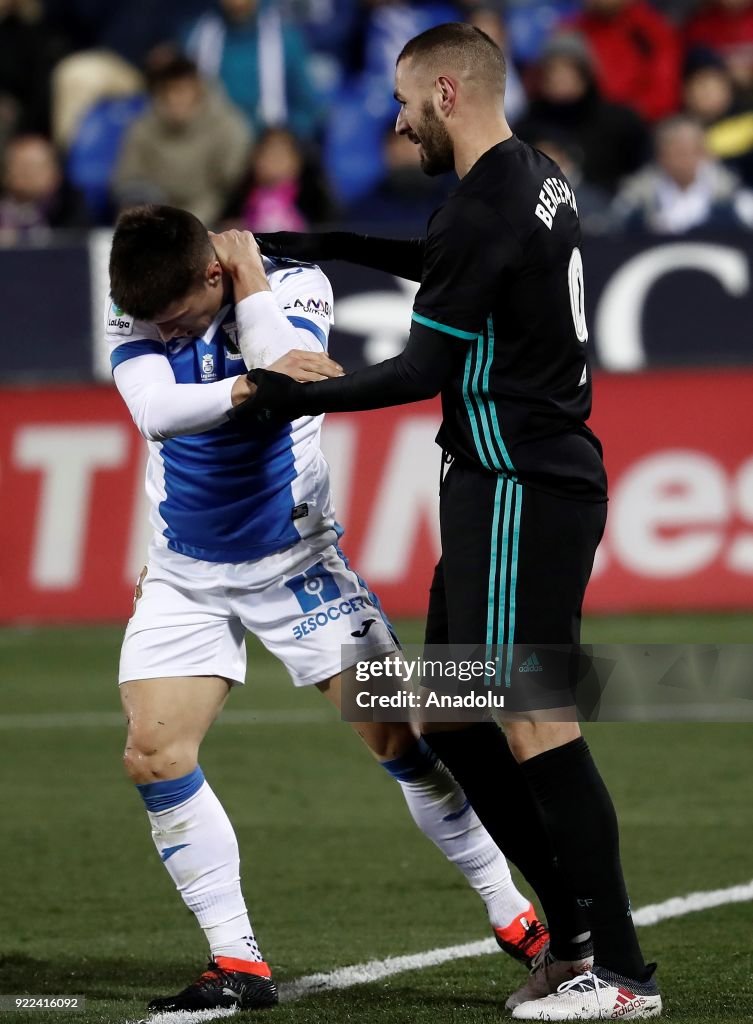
519, 652, 543, 673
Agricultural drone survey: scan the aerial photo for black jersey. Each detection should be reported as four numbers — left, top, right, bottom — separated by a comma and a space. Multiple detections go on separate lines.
245, 138, 608, 502
412, 136, 606, 501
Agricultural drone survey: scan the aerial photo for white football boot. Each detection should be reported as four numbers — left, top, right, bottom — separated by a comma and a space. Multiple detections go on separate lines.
511, 967, 662, 1020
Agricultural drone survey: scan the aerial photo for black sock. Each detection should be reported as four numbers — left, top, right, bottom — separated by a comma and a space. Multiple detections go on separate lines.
422, 723, 588, 960
520, 736, 647, 979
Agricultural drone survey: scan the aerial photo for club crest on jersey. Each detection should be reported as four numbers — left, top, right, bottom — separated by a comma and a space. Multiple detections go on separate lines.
201, 352, 217, 381
223, 321, 244, 358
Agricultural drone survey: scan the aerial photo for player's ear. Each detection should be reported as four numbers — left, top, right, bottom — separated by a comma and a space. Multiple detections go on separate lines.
206, 259, 222, 286
435, 75, 457, 116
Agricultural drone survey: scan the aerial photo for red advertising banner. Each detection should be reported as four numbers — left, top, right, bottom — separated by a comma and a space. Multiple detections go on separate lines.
1, 372, 753, 624
587, 370, 753, 611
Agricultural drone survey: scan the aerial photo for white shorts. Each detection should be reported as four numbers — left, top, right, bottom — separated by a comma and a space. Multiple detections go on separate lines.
119, 532, 398, 687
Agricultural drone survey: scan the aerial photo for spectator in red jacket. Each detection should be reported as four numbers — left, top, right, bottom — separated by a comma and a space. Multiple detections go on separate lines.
686, 0, 753, 90
565, 0, 682, 121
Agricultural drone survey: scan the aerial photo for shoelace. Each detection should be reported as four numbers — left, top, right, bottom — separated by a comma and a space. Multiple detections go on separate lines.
194, 962, 228, 992
555, 970, 610, 1004
528, 944, 554, 974
520, 920, 549, 956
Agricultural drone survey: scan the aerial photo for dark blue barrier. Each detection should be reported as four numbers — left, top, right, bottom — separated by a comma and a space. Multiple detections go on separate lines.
1, 231, 752, 382
0, 239, 93, 382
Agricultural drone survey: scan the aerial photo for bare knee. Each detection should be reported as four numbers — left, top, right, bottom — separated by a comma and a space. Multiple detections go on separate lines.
123, 733, 198, 784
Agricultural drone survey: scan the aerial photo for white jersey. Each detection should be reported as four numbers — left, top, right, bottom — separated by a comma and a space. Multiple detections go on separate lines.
106, 257, 337, 563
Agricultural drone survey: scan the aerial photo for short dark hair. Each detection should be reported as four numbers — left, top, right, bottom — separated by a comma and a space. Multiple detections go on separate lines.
398, 22, 506, 94
109, 205, 213, 321
147, 55, 200, 95
654, 113, 705, 149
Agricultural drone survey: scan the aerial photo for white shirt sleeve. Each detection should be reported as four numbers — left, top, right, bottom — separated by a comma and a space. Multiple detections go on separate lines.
106, 296, 239, 440
105, 264, 333, 440
234, 263, 334, 368
113, 353, 238, 441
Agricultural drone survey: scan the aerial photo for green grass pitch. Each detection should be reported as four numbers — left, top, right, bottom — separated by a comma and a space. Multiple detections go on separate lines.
0, 616, 751, 1023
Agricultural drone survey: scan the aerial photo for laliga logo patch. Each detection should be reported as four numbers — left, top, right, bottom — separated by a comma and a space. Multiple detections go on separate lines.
201, 352, 217, 381
107, 301, 134, 336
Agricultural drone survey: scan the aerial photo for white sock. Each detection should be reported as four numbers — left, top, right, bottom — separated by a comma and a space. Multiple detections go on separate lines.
382, 739, 531, 929
137, 766, 263, 963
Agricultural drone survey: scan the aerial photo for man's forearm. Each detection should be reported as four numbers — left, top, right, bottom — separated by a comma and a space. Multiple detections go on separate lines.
230, 320, 458, 421
257, 232, 425, 282
256, 356, 438, 415
326, 233, 425, 281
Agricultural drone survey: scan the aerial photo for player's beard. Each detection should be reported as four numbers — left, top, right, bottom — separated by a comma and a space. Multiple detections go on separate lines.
415, 100, 454, 177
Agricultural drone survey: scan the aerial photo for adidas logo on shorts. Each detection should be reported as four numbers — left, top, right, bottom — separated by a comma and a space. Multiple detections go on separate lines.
519, 653, 544, 673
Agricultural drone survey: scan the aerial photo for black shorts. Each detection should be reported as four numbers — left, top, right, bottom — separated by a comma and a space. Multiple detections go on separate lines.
425, 460, 607, 706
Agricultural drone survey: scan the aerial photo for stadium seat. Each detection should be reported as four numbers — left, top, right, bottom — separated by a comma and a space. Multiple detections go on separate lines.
324, 2, 463, 203
323, 79, 392, 204
66, 93, 147, 223
504, 0, 581, 64
362, 2, 461, 82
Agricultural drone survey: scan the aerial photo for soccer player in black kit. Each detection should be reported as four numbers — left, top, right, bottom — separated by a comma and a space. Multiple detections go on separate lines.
233, 22, 662, 1021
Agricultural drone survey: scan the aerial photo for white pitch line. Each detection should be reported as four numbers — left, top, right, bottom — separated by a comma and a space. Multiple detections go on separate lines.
0, 709, 331, 730
137, 1010, 238, 1024
279, 938, 499, 1001
123, 878, 753, 1024
630, 878, 753, 926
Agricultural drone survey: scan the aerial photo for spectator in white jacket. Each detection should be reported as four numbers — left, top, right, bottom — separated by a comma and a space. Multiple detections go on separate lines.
614, 114, 753, 233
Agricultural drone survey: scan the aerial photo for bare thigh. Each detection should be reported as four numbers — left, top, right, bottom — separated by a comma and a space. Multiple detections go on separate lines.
120, 675, 231, 784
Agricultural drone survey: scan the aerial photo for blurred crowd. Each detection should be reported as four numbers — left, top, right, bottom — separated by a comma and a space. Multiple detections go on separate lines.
2, 0, 753, 244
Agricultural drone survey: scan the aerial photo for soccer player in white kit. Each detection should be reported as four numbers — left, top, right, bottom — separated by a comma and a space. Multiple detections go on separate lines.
107, 206, 548, 1014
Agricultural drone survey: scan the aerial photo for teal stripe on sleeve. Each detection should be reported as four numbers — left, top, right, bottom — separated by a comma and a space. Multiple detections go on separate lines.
412, 311, 478, 340
462, 341, 492, 470
471, 331, 504, 473
484, 318, 515, 473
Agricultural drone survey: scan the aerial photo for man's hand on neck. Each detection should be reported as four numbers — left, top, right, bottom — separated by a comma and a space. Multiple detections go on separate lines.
209, 229, 271, 303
